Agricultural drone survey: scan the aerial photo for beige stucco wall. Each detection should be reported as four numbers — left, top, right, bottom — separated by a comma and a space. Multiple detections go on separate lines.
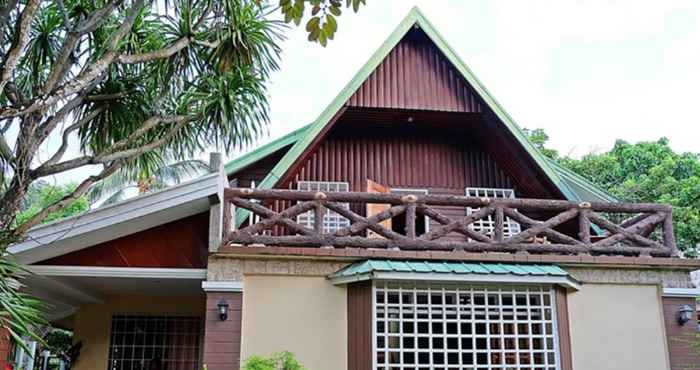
240, 275, 347, 370
567, 284, 669, 370
71, 296, 204, 370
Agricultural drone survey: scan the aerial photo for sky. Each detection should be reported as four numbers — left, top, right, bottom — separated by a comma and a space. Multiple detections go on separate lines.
32, 0, 700, 185
230, 0, 700, 163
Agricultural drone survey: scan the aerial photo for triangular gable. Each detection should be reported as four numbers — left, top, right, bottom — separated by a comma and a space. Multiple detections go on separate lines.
232, 7, 580, 225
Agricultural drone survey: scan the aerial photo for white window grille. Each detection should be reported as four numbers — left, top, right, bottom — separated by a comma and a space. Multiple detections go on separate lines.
466, 187, 521, 238
373, 282, 560, 370
108, 315, 202, 370
296, 181, 351, 233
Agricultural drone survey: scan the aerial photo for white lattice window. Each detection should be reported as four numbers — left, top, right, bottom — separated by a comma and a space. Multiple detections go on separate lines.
297, 181, 351, 233
466, 187, 521, 238
374, 282, 560, 370
108, 315, 202, 370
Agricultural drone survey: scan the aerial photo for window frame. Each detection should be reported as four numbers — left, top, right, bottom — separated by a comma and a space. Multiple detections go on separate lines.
466, 187, 522, 239
296, 181, 351, 233
371, 281, 563, 370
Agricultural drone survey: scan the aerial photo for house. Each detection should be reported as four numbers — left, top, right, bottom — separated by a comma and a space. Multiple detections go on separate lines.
4, 7, 700, 370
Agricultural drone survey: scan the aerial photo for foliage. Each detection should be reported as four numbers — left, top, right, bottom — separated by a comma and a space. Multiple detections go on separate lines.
15, 181, 89, 225
525, 129, 700, 256
43, 328, 73, 353
0, 256, 48, 348
88, 157, 210, 206
279, 0, 366, 46
242, 351, 306, 370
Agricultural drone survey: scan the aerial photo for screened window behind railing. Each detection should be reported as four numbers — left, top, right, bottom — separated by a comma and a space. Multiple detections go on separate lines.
297, 181, 351, 233
108, 315, 202, 370
466, 187, 521, 238
374, 282, 560, 370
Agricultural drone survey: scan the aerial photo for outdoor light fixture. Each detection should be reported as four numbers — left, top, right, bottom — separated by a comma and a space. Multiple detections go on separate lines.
678, 304, 694, 326
217, 299, 229, 321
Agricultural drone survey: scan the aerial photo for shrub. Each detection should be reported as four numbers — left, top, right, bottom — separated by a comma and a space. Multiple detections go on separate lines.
242, 351, 306, 370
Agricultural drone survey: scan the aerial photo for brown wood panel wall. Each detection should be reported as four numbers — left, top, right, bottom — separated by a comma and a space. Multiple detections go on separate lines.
231, 147, 290, 188
555, 288, 573, 370
38, 212, 209, 268
348, 281, 373, 370
662, 296, 700, 370
0, 326, 11, 368
203, 292, 243, 370
347, 28, 482, 113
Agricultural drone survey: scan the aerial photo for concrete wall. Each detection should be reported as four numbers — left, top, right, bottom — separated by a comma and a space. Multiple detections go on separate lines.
71, 296, 204, 370
240, 275, 347, 370
567, 284, 670, 370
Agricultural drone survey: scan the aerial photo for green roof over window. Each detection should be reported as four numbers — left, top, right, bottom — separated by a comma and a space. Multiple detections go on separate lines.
329, 260, 580, 290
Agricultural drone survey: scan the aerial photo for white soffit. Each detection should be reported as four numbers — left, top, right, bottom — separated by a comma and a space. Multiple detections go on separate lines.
27, 265, 208, 280
9, 172, 221, 264
201, 281, 243, 292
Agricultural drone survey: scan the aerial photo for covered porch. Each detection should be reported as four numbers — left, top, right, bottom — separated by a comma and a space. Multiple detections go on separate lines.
23, 266, 210, 370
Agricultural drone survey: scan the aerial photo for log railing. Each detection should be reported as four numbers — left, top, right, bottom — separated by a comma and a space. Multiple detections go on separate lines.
222, 188, 678, 257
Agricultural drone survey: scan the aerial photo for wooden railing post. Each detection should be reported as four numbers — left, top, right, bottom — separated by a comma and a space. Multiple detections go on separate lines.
314, 192, 327, 235
578, 204, 591, 245
494, 206, 504, 242
662, 210, 678, 256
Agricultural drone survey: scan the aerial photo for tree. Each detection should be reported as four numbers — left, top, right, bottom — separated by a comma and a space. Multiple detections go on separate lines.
88, 156, 210, 206
525, 129, 700, 256
0, 0, 367, 345
16, 181, 89, 225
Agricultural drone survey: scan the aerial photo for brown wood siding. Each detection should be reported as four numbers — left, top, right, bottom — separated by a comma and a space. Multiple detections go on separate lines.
662, 296, 700, 370
555, 288, 573, 370
0, 326, 11, 368
348, 28, 482, 113
38, 212, 209, 268
203, 292, 243, 370
348, 281, 373, 370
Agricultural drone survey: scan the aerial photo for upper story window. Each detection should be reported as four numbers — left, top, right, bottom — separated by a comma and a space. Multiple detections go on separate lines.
297, 181, 351, 233
391, 188, 429, 236
374, 282, 560, 369
466, 187, 521, 238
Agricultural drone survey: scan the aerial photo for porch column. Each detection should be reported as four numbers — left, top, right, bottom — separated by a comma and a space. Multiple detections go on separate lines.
202, 281, 243, 370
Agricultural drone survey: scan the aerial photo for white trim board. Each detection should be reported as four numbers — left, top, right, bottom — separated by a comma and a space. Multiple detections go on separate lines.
10, 172, 220, 264
662, 287, 700, 298
330, 271, 581, 291
28, 265, 207, 280
201, 281, 243, 292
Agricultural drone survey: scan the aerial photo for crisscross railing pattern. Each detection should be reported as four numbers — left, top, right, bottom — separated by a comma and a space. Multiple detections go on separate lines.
222, 188, 678, 257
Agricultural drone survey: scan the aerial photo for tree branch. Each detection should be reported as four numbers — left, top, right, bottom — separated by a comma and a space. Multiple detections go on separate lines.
0, 0, 41, 96
116, 36, 191, 64
0, 0, 145, 120
31, 114, 195, 178
0, 0, 19, 46
13, 161, 122, 235
40, 106, 105, 168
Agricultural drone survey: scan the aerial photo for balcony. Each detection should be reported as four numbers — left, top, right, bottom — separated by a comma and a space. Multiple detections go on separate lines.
222, 188, 678, 257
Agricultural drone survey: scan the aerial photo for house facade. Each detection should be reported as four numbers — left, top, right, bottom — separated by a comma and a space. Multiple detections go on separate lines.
4, 7, 700, 370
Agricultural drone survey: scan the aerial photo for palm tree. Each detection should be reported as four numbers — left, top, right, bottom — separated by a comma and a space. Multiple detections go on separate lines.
88, 157, 211, 206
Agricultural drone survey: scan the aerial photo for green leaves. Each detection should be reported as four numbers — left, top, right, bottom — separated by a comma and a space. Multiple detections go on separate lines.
280, 0, 365, 46
243, 351, 307, 370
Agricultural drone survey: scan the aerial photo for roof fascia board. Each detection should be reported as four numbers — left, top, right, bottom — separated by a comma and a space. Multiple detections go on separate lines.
329, 271, 581, 290
547, 158, 619, 203
28, 265, 208, 280
225, 124, 311, 175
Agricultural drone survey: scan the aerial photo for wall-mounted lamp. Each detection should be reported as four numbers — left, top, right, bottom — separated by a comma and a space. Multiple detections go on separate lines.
217, 299, 229, 321
678, 304, 694, 326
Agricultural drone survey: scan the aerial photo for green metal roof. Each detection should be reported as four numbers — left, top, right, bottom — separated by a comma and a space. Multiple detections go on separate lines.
328, 260, 580, 289
331, 260, 569, 278
226, 6, 617, 226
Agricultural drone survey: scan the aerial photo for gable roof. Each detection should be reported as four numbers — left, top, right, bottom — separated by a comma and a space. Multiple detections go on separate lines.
226, 7, 615, 225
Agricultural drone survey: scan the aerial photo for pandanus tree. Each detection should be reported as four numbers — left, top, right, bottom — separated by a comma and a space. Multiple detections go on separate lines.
0, 0, 366, 347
